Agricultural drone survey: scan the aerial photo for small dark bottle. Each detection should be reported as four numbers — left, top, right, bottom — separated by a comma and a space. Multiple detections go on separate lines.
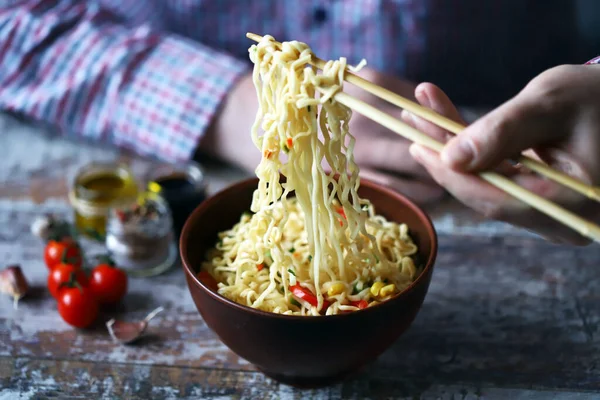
145, 161, 207, 240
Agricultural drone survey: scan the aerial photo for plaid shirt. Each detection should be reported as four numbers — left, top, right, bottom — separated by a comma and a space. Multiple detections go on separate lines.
0, 0, 597, 162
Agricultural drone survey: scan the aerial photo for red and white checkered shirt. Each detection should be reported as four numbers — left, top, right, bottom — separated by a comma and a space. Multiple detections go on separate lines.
0, 0, 596, 162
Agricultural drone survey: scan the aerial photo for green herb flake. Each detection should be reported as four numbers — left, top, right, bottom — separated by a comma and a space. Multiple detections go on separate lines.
374, 254, 380, 263
282, 143, 289, 153
265, 250, 271, 259
352, 283, 360, 295
289, 247, 295, 253
308, 255, 313, 261
361, 204, 369, 211
290, 298, 301, 307
278, 287, 284, 294
288, 268, 296, 276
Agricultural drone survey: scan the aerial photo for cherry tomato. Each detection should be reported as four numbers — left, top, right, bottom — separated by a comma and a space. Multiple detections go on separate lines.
57, 284, 99, 328
47, 263, 88, 299
89, 263, 128, 305
44, 239, 82, 270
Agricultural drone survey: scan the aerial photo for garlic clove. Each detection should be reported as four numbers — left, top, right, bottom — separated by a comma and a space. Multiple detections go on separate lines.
0, 265, 29, 309
106, 306, 164, 344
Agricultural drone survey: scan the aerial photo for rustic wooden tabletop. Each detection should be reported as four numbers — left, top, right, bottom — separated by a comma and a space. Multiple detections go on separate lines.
0, 113, 599, 400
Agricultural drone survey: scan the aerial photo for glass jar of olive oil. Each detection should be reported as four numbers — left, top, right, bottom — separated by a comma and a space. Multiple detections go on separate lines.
69, 162, 138, 238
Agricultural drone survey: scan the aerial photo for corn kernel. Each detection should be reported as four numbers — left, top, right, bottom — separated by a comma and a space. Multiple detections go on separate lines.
370, 281, 386, 297
379, 284, 395, 297
327, 282, 345, 297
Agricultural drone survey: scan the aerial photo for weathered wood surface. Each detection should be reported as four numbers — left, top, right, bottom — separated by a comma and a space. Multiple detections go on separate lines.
1, 114, 600, 399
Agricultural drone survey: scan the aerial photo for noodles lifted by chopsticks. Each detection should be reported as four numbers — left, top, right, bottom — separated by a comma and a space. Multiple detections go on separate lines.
202, 35, 419, 315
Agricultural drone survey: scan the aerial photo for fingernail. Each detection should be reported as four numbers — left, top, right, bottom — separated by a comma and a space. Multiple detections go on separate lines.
415, 89, 431, 108
442, 138, 475, 168
400, 109, 411, 123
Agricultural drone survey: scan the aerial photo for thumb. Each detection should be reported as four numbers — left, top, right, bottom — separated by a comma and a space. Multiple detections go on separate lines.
440, 95, 566, 171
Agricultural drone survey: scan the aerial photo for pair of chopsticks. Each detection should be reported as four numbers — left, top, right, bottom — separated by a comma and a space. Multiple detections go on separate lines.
247, 33, 600, 243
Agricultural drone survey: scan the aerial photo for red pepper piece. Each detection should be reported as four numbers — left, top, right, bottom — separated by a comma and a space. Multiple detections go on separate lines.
257, 263, 265, 271
350, 300, 369, 310
290, 284, 317, 306
290, 284, 330, 309
336, 206, 347, 227
286, 138, 293, 148
197, 271, 218, 292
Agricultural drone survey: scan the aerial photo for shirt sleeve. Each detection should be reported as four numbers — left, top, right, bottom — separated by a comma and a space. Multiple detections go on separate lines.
585, 56, 600, 65
0, 0, 249, 162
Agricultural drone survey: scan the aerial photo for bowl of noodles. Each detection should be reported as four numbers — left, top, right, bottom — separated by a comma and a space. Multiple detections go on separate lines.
180, 35, 438, 387
181, 176, 437, 387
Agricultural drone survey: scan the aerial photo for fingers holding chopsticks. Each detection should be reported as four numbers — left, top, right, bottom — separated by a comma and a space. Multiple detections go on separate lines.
400, 82, 465, 144
439, 92, 565, 172
404, 73, 600, 245
403, 83, 519, 177
409, 144, 592, 245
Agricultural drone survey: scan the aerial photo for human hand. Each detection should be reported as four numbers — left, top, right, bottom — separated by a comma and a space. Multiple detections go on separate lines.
201, 69, 445, 204
405, 65, 600, 245
344, 68, 445, 203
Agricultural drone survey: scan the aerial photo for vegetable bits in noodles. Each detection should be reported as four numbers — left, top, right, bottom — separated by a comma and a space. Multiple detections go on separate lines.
201, 35, 419, 315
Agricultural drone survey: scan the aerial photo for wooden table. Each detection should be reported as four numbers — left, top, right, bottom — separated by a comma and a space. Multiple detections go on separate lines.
1, 113, 599, 399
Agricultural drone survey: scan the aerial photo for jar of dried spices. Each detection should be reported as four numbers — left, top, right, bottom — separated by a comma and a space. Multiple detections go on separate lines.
105, 192, 177, 277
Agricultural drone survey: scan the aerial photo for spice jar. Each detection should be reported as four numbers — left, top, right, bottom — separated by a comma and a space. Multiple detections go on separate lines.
69, 162, 138, 238
105, 192, 176, 277
145, 161, 207, 239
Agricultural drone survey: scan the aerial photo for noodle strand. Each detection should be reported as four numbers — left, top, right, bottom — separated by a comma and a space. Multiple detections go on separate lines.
202, 36, 419, 316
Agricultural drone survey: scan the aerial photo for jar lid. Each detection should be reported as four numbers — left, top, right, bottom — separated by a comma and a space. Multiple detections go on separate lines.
107, 191, 173, 234
105, 190, 176, 277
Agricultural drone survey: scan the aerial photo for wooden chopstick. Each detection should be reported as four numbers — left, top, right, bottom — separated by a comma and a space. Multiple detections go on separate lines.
339, 73, 600, 202
328, 91, 600, 243
246, 32, 600, 242
246, 32, 600, 202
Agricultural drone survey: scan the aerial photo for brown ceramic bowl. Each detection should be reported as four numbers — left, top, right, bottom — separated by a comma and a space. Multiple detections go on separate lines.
180, 177, 437, 387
